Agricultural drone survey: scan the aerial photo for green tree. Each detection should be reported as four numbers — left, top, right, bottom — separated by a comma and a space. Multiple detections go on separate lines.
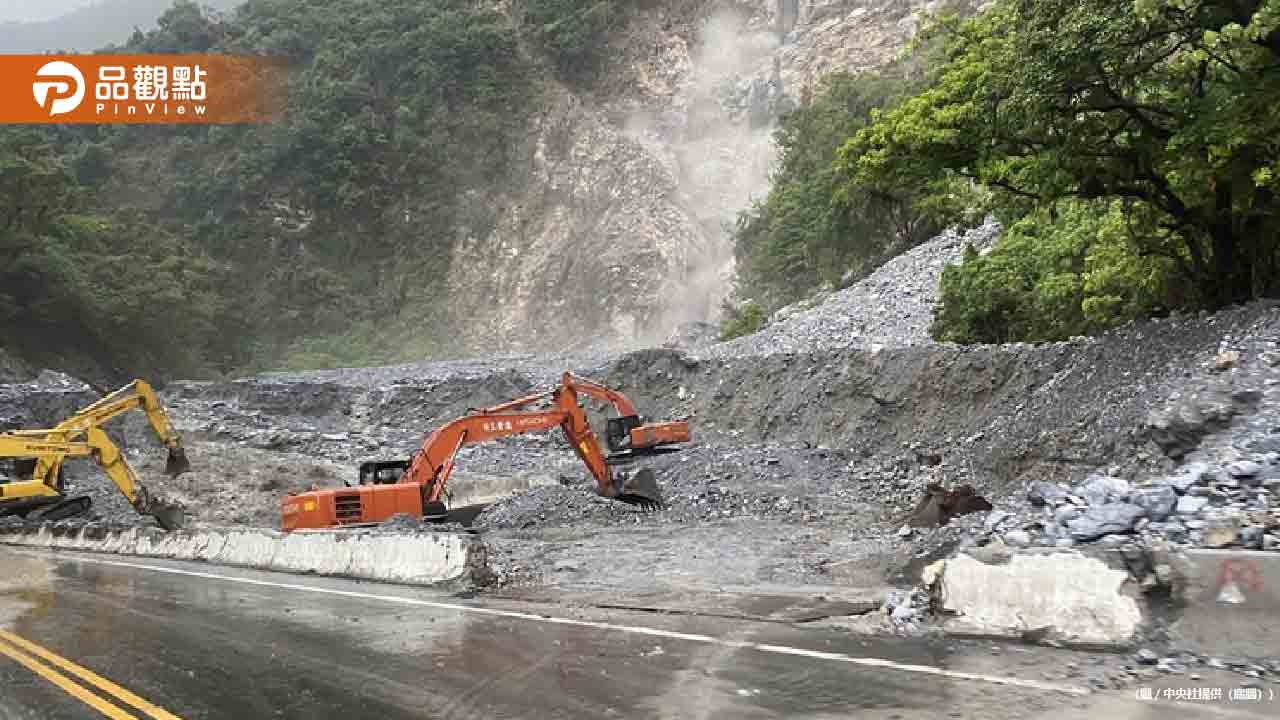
733, 70, 939, 311
523, 0, 623, 81
932, 200, 1176, 343
846, 0, 1280, 316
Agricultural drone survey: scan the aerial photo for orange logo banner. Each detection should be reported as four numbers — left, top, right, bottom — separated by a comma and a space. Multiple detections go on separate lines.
2, 54, 288, 124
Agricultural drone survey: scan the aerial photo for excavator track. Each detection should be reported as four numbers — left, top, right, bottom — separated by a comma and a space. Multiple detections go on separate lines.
606, 446, 683, 466
32, 496, 93, 523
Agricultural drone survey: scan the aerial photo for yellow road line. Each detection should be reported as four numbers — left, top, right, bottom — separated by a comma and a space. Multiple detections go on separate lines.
0, 630, 181, 720
0, 635, 136, 720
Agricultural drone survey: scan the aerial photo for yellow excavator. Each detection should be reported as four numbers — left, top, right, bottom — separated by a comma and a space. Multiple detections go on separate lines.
0, 380, 189, 530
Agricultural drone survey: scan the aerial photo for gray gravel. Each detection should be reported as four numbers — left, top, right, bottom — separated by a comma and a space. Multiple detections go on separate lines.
950, 326, 1280, 553
711, 220, 1001, 357
5, 218, 1280, 613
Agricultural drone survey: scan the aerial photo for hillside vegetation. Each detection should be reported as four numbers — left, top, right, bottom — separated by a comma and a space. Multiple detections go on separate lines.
0, 0, 240, 52
734, 0, 1280, 343
0, 0, 616, 380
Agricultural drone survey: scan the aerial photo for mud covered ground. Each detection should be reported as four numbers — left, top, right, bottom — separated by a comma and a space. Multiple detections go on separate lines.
4, 226, 1280, 599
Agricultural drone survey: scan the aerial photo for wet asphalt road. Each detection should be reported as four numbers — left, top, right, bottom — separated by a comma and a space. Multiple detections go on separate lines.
0, 548, 1272, 720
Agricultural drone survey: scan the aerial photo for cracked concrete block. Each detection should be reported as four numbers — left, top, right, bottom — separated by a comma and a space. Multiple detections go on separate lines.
1169, 549, 1280, 658
930, 549, 1144, 648
0, 524, 478, 587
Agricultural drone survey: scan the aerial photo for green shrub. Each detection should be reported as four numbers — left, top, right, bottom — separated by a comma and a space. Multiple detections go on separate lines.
733, 70, 937, 312
719, 301, 767, 341
522, 0, 622, 81
932, 202, 1175, 344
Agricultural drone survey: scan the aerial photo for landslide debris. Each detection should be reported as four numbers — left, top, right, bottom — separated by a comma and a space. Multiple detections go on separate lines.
4, 221, 1280, 596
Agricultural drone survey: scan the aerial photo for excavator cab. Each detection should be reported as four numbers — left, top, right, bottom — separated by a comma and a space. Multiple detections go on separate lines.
605, 414, 690, 457
605, 415, 641, 452
355, 460, 410, 486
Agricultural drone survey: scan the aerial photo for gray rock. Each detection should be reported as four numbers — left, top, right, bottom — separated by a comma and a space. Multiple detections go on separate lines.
1027, 482, 1069, 507
1004, 529, 1032, 547
1240, 525, 1265, 549
891, 604, 919, 623
1131, 485, 1178, 521
1077, 475, 1131, 507
1228, 460, 1262, 478
1203, 512, 1243, 548
1162, 463, 1209, 494
1068, 503, 1146, 541
1154, 522, 1189, 543
984, 510, 1013, 532
1176, 495, 1210, 514
1054, 505, 1080, 525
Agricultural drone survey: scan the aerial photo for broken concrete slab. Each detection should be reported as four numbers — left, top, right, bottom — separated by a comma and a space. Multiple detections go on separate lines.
0, 522, 484, 587
1168, 549, 1280, 658
926, 548, 1144, 648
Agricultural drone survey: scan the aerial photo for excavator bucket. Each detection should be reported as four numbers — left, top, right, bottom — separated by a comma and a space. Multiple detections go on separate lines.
615, 467, 663, 510
164, 447, 191, 477
133, 485, 186, 531
148, 501, 185, 531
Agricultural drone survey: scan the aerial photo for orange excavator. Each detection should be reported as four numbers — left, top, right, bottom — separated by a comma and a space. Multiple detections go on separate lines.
281, 372, 690, 530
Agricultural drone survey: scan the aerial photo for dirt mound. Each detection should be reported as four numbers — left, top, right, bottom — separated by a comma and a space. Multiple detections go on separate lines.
712, 221, 1001, 357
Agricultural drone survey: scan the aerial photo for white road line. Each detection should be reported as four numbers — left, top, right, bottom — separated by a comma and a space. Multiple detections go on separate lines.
58, 554, 1088, 696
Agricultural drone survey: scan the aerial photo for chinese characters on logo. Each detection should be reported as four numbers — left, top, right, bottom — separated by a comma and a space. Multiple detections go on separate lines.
95, 64, 207, 103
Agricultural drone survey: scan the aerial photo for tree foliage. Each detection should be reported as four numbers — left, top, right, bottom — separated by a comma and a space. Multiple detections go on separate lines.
522, 0, 624, 81
845, 0, 1280, 342
732, 70, 940, 312
0, 131, 223, 377
1, 0, 543, 378
932, 201, 1176, 342
718, 300, 767, 341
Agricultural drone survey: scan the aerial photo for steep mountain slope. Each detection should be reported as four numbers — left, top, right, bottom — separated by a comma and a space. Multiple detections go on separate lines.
0, 0, 951, 380
446, 0, 947, 353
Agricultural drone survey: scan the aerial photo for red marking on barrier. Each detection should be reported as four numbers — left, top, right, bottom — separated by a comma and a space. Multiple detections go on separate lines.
1217, 559, 1263, 593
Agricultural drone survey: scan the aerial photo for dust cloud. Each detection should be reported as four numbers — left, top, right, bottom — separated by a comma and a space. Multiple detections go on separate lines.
628, 8, 786, 344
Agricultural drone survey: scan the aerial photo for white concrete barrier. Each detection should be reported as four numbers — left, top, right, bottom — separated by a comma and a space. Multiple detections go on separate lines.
0, 523, 480, 587
925, 548, 1145, 648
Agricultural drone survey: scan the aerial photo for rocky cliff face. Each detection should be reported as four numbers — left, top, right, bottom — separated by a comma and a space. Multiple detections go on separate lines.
447, 0, 944, 354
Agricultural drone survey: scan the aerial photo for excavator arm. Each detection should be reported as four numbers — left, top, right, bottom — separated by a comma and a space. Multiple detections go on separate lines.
282, 372, 682, 530
13, 379, 190, 489
561, 373, 690, 452
0, 379, 189, 529
404, 378, 615, 505
0, 428, 183, 530
46, 380, 190, 476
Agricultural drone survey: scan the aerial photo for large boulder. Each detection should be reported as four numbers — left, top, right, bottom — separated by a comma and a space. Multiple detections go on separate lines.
1130, 485, 1178, 522
1068, 503, 1147, 542
1076, 475, 1131, 507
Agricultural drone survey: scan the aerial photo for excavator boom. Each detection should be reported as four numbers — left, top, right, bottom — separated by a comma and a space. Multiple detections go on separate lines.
0, 379, 189, 529
282, 372, 689, 530
561, 373, 690, 452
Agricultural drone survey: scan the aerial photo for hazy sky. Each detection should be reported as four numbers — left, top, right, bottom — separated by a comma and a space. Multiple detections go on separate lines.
0, 1, 95, 24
